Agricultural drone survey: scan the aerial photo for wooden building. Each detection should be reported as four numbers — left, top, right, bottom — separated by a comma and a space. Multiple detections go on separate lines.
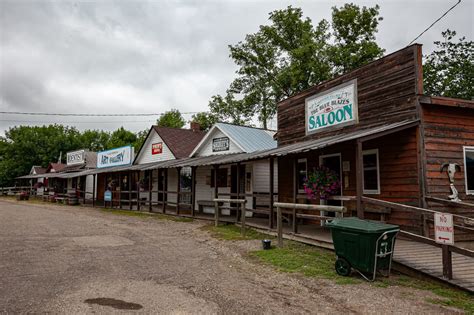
274, 44, 474, 233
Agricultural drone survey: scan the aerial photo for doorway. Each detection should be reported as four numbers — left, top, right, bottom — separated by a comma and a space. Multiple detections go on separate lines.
319, 153, 342, 222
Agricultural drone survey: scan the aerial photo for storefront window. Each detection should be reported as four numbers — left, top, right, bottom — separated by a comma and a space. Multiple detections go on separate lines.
211, 168, 228, 188
464, 146, 474, 195
296, 158, 307, 192
363, 149, 380, 194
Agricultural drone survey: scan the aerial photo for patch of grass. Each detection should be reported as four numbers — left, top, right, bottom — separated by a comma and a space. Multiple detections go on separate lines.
251, 241, 362, 284
201, 224, 273, 241
100, 208, 193, 222
373, 275, 474, 313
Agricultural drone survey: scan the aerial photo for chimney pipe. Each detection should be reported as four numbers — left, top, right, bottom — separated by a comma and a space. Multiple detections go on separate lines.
190, 122, 201, 132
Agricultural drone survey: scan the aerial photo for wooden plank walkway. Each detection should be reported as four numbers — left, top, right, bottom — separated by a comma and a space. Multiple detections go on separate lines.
394, 239, 474, 292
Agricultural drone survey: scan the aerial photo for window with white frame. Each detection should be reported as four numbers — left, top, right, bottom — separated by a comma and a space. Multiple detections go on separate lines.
363, 149, 380, 194
464, 146, 474, 195
296, 158, 307, 192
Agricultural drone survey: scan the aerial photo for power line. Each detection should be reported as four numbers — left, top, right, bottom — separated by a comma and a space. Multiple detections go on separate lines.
0, 111, 202, 117
408, 0, 462, 45
0, 119, 157, 124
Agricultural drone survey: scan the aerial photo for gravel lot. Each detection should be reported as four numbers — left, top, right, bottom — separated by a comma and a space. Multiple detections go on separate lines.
0, 199, 460, 314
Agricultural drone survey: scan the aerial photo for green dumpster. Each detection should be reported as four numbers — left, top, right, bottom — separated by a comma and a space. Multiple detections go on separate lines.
326, 217, 399, 281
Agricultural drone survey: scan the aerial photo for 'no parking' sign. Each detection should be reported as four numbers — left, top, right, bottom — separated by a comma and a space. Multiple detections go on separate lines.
434, 212, 454, 245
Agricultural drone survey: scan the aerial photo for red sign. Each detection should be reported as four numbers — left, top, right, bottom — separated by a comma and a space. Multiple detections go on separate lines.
152, 142, 163, 155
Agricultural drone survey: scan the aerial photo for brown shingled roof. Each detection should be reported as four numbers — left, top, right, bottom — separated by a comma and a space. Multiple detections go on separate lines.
152, 126, 205, 159
46, 163, 66, 173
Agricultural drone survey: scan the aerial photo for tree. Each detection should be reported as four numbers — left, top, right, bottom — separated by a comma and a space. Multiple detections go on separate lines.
191, 112, 219, 131
0, 125, 82, 186
156, 109, 186, 128
329, 3, 384, 75
134, 129, 148, 151
107, 127, 138, 150
423, 30, 473, 100
208, 4, 384, 128
79, 130, 110, 152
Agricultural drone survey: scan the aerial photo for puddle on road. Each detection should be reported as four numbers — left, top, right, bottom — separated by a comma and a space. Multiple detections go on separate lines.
84, 298, 143, 310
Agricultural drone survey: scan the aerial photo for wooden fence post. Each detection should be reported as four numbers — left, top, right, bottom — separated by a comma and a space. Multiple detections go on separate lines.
92, 174, 96, 207
240, 202, 246, 236
442, 245, 453, 279
277, 205, 283, 247
214, 200, 220, 227
149, 170, 152, 212
292, 205, 297, 234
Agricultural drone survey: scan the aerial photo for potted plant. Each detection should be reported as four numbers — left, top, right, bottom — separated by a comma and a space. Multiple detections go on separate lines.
303, 166, 341, 200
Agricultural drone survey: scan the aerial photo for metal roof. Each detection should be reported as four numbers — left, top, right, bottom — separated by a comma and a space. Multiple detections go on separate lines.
17, 120, 418, 180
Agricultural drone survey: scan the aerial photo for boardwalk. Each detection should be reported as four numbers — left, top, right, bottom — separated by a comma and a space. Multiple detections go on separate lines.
394, 239, 474, 292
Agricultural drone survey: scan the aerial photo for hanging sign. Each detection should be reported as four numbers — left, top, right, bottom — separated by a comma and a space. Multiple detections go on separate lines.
152, 142, 163, 155
97, 145, 133, 168
212, 137, 230, 152
434, 212, 454, 245
67, 150, 85, 165
305, 79, 358, 135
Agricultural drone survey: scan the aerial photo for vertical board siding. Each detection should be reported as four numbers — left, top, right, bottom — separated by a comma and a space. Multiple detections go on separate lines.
134, 130, 175, 164
422, 104, 474, 214
277, 45, 420, 146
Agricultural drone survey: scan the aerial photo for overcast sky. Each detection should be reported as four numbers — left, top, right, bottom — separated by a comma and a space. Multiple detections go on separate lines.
0, 0, 472, 136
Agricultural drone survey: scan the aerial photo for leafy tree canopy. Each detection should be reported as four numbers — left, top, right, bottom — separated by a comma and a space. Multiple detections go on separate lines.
156, 109, 186, 128
191, 112, 219, 131
208, 4, 384, 129
423, 29, 473, 100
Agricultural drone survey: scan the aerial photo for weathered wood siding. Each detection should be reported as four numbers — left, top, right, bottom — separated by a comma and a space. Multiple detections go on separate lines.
277, 45, 421, 146
422, 103, 474, 211
277, 128, 421, 230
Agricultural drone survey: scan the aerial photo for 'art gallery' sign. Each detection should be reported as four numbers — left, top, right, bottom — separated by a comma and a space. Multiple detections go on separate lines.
97, 146, 133, 168
305, 79, 358, 135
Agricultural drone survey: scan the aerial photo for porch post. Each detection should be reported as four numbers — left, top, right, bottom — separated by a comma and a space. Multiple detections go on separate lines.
292, 159, 298, 233
176, 167, 181, 215
269, 157, 274, 229
162, 169, 167, 213
149, 170, 152, 212
236, 162, 241, 222
137, 171, 141, 211
92, 174, 96, 207
213, 165, 219, 220
356, 139, 364, 219
191, 166, 196, 217
118, 173, 122, 209
129, 171, 132, 210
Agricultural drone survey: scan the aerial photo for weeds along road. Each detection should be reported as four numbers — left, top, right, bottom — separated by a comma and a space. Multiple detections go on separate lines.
0, 199, 459, 314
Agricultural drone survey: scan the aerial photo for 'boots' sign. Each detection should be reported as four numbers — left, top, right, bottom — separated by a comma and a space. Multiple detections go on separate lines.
305, 79, 358, 135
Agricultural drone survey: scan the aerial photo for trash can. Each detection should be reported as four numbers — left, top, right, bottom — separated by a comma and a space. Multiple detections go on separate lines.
326, 217, 399, 281
262, 239, 272, 250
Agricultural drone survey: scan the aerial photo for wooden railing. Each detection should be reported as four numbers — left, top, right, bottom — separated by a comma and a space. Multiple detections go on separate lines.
274, 202, 346, 247
361, 196, 474, 280
213, 198, 247, 234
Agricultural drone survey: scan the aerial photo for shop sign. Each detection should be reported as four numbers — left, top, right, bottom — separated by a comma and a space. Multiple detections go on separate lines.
152, 142, 163, 155
305, 79, 358, 135
97, 145, 133, 168
67, 150, 85, 165
434, 212, 454, 245
104, 190, 112, 202
212, 137, 230, 152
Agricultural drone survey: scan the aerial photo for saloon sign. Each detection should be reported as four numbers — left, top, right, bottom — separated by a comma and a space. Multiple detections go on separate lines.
305, 79, 358, 135
97, 146, 133, 168
67, 150, 85, 165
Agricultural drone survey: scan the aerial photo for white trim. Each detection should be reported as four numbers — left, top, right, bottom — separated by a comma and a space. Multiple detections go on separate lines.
464, 146, 474, 195
189, 124, 245, 157
296, 158, 308, 193
362, 149, 380, 195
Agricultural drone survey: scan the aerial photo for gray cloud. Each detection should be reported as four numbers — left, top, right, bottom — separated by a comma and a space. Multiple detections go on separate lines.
1, 0, 472, 135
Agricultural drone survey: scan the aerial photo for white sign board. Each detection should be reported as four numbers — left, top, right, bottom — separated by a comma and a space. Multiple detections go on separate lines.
67, 150, 85, 165
305, 79, 358, 135
97, 146, 133, 168
434, 212, 454, 245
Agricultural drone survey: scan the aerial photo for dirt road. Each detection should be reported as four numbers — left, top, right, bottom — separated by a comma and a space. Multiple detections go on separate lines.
0, 199, 458, 314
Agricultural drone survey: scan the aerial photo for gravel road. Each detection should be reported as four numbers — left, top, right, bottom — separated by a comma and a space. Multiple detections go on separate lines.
0, 199, 460, 314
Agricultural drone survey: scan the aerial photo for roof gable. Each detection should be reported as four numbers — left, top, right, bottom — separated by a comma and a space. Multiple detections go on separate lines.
134, 128, 176, 164
190, 123, 277, 157
153, 126, 205, 159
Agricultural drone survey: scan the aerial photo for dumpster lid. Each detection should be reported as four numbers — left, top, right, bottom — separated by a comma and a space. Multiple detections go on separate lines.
326, 217, 399, 233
